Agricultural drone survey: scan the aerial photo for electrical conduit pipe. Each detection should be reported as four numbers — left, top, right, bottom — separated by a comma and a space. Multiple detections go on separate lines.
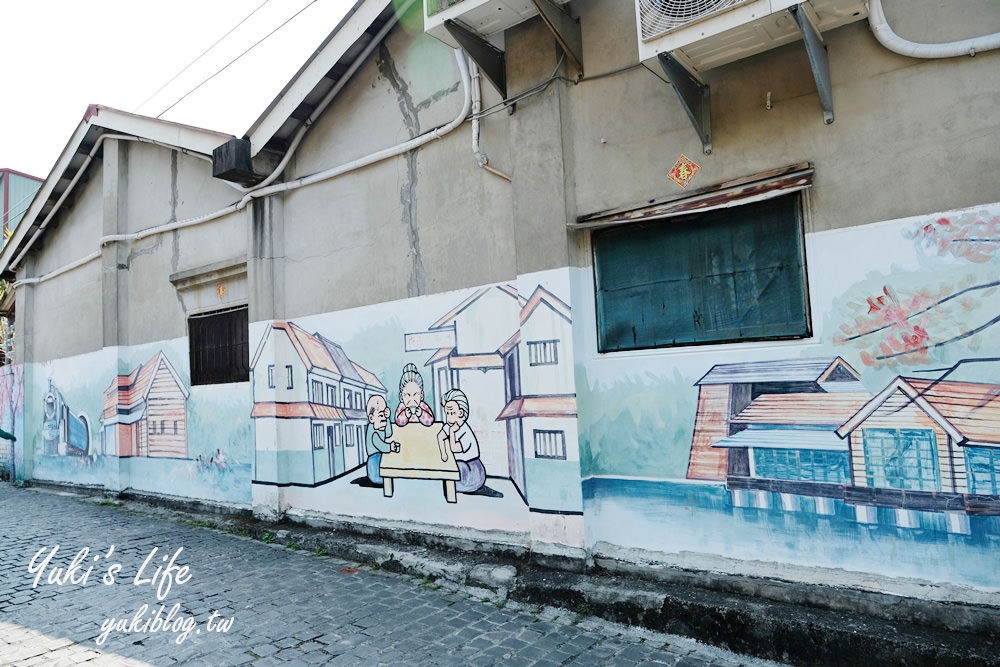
17, 48, 473, 287
868, 0, 1000, 58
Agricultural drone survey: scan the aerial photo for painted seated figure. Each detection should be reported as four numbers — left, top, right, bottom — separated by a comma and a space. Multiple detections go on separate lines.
365, 395, 399, 485
436, 388, 485, 494
395, 363, 434, 427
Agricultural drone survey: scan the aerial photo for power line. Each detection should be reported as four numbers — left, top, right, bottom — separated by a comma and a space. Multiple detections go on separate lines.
133, 0, 274, 114
156, 0, 320, 119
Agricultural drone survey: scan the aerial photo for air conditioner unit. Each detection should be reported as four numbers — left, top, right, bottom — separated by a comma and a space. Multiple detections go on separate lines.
636, 0, 867, 73
425, 0, 572, 49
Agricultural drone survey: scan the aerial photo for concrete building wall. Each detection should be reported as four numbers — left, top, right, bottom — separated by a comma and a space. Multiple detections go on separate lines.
275, 26, 517, 318
119, 142, 246, 345
26, 170, 104, 362
8, 0, 1000, 596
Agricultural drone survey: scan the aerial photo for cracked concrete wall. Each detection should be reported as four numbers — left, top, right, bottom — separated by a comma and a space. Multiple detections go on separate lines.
118, 142, 246, 345
277, 24, 515, 320
23, 140, 245, 361
561, 0, 1000, 258
28, 171, 104, 362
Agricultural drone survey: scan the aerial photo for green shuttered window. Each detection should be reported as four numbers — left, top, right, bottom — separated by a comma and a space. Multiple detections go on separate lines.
593, 194, 810, 352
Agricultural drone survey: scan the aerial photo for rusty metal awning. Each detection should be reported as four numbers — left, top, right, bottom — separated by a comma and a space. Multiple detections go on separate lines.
571, 163, 813, 231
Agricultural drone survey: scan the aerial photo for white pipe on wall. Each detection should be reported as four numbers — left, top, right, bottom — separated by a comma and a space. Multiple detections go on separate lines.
868, 0, 1000, 58
469, 58, 512, 183
9, 134, 229, 273
17, 48, 474, 289
250, 0, 418, 192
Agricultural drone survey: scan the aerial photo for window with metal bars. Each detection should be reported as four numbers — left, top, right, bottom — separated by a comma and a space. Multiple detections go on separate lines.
188, 306, 249, 385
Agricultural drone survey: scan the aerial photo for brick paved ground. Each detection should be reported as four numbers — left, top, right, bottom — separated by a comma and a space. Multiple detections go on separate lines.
0, 485, 789, 667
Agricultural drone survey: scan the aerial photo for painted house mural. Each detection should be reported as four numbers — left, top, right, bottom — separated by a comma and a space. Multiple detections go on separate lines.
100, 352, 189, 459
497, 286, 579, 511
577, 202, 1000, 589
837, 375, 1000, 517
405, 284, 524, 480
406, 281, 582, 513
687, 357, 867, 482
250, 321, 387, 486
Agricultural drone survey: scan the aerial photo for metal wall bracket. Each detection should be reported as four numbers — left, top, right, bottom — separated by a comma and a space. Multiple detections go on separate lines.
791, 5, 834, 124
657, 53, 712, 155
528, 0, 584, 78
444, 19, 507, 98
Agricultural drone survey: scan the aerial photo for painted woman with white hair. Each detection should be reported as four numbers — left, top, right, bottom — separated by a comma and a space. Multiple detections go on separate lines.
436, 388, 485, 494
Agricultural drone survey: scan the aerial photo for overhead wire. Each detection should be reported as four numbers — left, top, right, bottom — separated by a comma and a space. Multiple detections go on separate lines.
133, 0, 273, 114
156, 0, 320, 119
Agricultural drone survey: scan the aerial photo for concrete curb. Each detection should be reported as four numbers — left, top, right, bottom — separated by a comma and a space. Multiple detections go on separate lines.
28, 483, 1000, 667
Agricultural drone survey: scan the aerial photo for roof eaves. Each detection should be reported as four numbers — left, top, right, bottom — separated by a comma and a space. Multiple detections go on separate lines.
0, 105, 233, 278
245, 0, 390, 156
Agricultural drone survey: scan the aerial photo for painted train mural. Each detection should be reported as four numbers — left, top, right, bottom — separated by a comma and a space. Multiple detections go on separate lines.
42, 379, 91, 457
10, 201, 1000, 591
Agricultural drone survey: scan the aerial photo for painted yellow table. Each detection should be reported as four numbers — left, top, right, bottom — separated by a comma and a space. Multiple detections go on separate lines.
380, 422, 461, 503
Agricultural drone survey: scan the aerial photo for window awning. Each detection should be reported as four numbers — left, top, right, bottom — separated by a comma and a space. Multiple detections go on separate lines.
711, 428, 847, 451
572, 163, 813, 231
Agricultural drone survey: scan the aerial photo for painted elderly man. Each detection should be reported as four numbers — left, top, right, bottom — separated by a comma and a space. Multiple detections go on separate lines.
365, 395, 400, 486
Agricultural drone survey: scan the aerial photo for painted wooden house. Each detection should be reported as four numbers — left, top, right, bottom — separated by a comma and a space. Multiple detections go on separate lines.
100, 352, 189, 458
496, 285, 578, 508
250, 321, 386, 485
711, 391, 871, 497
837, 377, 1000, 513
687, 357, 865, 480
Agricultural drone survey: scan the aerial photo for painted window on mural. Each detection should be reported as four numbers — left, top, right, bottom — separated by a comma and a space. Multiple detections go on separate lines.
285, 365, 294, 390
527, 340, 559, 366
267, 364, 275, 388
311, 379, 324, 404
311, 424, 324, 450
533, 430, 567, 460
862, 428, 941, 492
752, 448, 850, 483
327, 385, 337, 406
188, 306, 249, 385
592, 194, 809, 352
344, 389, 352, 409
966, 446, 1000, 495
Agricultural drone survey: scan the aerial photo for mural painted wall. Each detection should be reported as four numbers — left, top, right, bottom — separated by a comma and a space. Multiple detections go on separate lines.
573, 202, 1000, 590
0, 364, 25, 480
12, 200, 998, 588
249, 270, 585, 548
25, 339, 252, 504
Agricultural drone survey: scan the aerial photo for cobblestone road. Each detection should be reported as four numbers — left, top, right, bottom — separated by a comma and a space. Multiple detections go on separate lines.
0, 485, 788, 667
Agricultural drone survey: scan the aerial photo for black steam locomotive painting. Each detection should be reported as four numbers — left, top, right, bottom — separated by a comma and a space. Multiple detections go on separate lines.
42, 379, 91, 456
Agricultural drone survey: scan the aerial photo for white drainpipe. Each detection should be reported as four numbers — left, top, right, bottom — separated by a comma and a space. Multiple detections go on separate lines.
16, 48, 474, 288
868, 0, 1000, 58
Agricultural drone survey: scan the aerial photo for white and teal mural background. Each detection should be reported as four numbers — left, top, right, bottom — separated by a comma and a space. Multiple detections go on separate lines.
8, 202, 999, 591
24, 338, 252, 504
573, 202, 1000, 590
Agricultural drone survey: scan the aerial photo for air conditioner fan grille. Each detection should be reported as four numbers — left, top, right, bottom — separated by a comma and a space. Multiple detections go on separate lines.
638, 0, 751, 40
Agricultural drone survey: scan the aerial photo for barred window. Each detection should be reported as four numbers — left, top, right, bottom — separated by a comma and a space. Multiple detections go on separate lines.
188, 306, 249, 385
533, 430, 567, 460
527, 340, 559, 366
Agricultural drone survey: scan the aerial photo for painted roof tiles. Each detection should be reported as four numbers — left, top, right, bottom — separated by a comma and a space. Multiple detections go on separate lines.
732, 392, 872, 426
837, 377, 1000, 445
696, 357, 860, 386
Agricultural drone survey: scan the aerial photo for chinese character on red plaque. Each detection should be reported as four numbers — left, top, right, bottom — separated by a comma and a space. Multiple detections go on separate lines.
667, 154, 700, 188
